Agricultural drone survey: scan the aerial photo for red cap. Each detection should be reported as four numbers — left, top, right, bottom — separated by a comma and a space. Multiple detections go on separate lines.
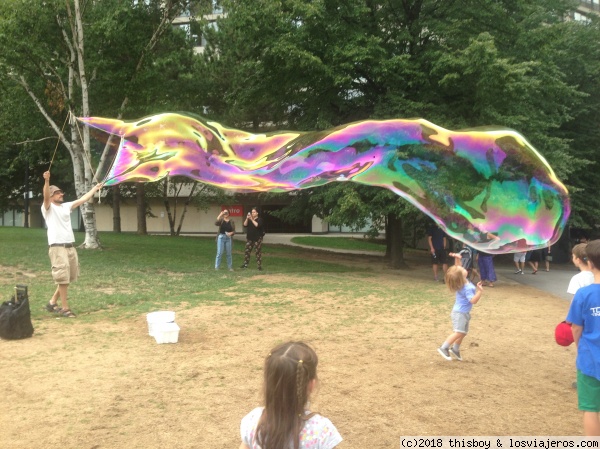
555, 321, 574, 346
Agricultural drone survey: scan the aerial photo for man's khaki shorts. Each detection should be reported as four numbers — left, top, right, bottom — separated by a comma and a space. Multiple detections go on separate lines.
49, 246, 79, 284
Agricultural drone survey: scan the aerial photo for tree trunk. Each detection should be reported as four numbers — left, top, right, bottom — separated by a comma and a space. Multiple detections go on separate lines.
387, 213, 407, 269
163, 178, 176, 236
384, 219, 391, 260
176, 182, 198, 236
69, 139, 100, 248
68, 0, 100, 248
136, 183, 147, 235
112, 185, 121, 232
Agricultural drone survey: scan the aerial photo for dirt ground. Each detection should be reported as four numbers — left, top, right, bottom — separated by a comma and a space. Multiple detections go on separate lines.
0, 253, 581, 449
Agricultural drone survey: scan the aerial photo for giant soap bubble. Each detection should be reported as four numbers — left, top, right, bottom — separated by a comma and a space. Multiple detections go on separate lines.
78, 112, 570, 254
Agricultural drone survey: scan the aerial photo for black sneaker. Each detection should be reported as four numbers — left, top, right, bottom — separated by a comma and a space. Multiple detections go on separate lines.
240, 264, 248, 269
258, 267, 262, 271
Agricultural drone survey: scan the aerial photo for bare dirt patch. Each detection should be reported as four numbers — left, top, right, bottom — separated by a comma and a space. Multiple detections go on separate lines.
0, 257, 580, 449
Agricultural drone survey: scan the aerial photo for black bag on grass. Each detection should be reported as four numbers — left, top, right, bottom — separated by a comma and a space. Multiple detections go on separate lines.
0, 285, 34, 340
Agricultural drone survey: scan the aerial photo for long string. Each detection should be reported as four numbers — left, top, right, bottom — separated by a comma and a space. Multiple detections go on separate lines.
48, 114, 70, 171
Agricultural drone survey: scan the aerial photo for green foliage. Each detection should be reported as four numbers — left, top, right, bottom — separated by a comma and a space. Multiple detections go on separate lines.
198, 0, 600, 233
0, 0, 203, 210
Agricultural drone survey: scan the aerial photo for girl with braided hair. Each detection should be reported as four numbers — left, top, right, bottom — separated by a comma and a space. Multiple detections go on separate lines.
240, 341, 342, 449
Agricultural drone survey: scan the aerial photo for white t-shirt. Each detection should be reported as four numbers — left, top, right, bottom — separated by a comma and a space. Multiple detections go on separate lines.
41, 202, 75, 245
567, 271, 594, 295
240, 407, 342, 449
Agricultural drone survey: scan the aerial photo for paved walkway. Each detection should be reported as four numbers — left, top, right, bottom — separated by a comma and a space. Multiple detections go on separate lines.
265, 233, 383, 256
264, 233, 578, 301
493, 264, 577, 301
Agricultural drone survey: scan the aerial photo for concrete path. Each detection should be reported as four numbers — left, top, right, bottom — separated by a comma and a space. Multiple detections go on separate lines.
494, 264, 578, 302
264, 233, 383, 256
263, 233, 579, 301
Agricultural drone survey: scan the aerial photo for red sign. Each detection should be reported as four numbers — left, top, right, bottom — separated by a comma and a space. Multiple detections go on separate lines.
222, 205, 243, 217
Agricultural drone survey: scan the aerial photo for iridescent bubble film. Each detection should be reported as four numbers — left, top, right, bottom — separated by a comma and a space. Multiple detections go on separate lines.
78, 113, 570, 253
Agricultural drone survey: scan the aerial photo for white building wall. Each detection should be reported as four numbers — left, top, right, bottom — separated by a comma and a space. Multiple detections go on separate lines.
95, 202, 234, 234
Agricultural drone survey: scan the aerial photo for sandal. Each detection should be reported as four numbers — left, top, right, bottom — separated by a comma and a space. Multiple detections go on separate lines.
59, 309, 76, 318
46, 302, 60, 313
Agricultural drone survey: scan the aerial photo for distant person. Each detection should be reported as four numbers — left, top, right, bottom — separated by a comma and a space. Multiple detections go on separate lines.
241, 207, 265, 271
214, 208, 235, 271
437, 265, 484, 361
513, 252, 526, 274
468, 229, 498, 286
478, 252, 497, 287
427, 224, 448, 282
544, 245, 552, 272
566, 239, 600, 436
41, 171, 103, 318
449, 245, 479, 282
239, 341, 342, 449
527, 249, 543, 274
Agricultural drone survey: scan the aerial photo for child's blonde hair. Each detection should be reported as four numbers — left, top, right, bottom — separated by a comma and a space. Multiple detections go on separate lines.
445, 265, 467, 292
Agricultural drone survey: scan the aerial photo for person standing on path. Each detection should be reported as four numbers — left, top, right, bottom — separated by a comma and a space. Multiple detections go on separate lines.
241, 207, 265, 271
513, 252, 526, 274
544, 245, 552, 272
42, 171, 103, 318
527, 249, 543, 274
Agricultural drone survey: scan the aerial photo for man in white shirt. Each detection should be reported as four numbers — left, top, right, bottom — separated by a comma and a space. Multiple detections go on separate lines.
42, 171, 103, 317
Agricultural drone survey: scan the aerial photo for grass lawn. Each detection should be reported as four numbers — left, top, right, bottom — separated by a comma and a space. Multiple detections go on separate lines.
0, 228, 411, 322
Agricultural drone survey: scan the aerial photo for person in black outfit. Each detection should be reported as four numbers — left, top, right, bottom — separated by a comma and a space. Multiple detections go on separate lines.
427, 224, 448, 282
241, 207, 265, 270
215, 209, 236, 271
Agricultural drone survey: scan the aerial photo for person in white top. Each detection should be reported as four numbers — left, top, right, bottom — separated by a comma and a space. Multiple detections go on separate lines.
239, 341, 342, 449
565, 243, 594, 390
41, 171, 103, 318
568, 243, 594, 297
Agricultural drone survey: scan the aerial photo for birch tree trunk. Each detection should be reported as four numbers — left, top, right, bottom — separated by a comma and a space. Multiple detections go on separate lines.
69, 0, 100, 248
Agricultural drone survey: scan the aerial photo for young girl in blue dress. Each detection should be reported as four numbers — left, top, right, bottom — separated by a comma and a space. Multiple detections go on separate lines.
437, 265, 484, 361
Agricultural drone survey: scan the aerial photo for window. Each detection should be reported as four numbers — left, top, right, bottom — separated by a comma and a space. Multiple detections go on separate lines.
573, 11, 591, 23
173, 22, 201, 47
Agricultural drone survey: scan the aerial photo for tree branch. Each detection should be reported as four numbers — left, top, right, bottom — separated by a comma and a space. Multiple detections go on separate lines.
15, 75, 73, 155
